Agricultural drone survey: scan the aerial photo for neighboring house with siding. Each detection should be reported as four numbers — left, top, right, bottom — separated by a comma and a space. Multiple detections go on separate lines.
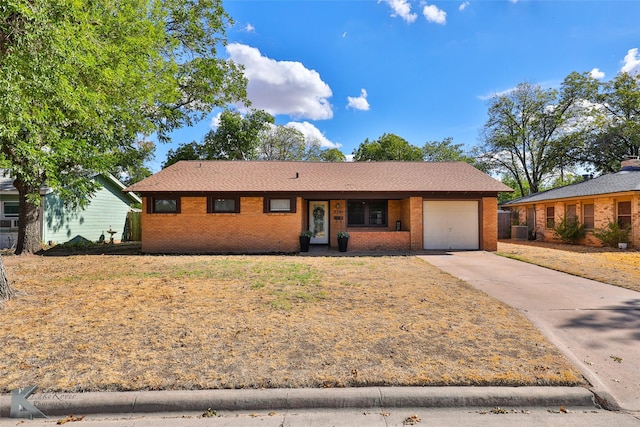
124, 160, 511, 254
0, 172, 141, 249
501, 158, 640, 248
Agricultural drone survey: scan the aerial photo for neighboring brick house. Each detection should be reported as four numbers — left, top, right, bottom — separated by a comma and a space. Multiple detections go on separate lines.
124, 161, 511, 254
501, 158, 640, 248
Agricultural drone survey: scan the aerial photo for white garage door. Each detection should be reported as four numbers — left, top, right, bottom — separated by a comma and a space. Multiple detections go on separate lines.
423, 200, 479, 250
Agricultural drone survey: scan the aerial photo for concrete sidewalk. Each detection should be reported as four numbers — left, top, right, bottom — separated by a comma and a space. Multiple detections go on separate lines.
420, 251, 640, 413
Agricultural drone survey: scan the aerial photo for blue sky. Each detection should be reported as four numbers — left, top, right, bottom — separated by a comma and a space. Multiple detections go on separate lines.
150, 0, 640, 171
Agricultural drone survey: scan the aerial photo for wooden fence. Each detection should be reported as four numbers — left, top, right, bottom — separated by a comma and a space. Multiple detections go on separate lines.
124, 211, 141, 241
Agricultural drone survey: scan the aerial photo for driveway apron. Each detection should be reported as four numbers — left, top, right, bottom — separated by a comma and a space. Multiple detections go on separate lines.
419, 251, 640, 413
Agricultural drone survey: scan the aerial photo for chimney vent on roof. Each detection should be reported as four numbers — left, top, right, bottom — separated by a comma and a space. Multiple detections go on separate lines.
295, 172, 299, 179
620, 158, 640, 171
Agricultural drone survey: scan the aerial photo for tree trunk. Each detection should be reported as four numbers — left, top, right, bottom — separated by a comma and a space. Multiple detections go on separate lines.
14, 178, 43, 255
0, 255, 14, 302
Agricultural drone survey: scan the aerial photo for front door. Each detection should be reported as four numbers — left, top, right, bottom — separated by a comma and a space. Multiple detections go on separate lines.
309, 201, 329, 244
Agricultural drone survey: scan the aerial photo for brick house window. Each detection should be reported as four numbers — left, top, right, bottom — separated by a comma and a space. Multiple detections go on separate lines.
264, 197, 297, 213
618, 201, 632, 228
583, 204, 594, 230
347, 200, 387, 227
148, 197, 180, 214
208, 196, 239, 213
546, 206, 555, 228
566, 204, 577, 220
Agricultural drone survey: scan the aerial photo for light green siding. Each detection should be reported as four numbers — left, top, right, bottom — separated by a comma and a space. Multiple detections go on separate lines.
43, 176, 135, 244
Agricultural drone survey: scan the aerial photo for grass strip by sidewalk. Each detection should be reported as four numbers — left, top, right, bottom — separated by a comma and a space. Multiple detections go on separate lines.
497, 241, 640, 293
0, 254, 584, 392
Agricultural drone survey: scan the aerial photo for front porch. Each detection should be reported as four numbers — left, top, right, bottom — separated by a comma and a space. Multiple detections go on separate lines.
301, 197, 424, 252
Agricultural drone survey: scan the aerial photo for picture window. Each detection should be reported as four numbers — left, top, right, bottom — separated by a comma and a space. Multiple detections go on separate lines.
347, 200, 387, 227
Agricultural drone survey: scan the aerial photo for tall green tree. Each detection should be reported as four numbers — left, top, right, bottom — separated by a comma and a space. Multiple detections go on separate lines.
352, 133, 423, 161
422, 137, 469, 162
111, 139, 155, 186
202, 109, 273, 160
163, 109, 273, 167
258, 125, 307, 160
421, 137, 488, 171
576, 72, 640, 173
0, 0, 247, 254
318, 148, 346, 162
477, 78, 584, 196
163, 141, 202, 168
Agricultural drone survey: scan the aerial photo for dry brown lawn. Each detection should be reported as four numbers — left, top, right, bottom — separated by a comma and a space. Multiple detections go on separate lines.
498, 241, 640, 292
0, 251, 584, 393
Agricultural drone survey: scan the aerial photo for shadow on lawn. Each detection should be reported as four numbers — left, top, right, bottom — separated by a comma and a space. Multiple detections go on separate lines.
38, 242, 143, 257
561, 298, 640, 344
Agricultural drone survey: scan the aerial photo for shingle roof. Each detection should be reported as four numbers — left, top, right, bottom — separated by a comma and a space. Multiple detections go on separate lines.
502, 169, 640, 205
125, 161, 512, 194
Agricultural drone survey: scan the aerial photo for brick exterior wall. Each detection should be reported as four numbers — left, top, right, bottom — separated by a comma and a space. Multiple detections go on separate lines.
506, 193, 640, 248
142, 196, 302, 253
481, 197, 498, 251
348, 230, 411, 251
141, 194, 501, 253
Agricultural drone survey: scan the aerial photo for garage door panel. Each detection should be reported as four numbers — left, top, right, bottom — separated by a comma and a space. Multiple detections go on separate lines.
423, 201, 479, 250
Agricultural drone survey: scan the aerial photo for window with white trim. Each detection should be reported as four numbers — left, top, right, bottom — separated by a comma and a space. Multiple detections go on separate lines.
618, 201, 632, 229
545, 206, 555, 228
583, 204, 594, 230
3, 201, 18, 218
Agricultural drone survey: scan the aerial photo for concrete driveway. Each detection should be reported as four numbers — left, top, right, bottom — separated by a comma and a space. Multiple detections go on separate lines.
420, 251, 640, 414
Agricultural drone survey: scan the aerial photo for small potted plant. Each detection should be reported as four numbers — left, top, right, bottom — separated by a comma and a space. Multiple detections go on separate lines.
337, 230, 349, 252
299, 230, 313, 252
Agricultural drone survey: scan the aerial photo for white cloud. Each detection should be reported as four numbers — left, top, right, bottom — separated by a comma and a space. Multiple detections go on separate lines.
478, 86, 518, 101
226, 43, 333, 120
589, 68, 605, 79
459, 1, 469, 11
209, 111, 222, 128
423, 3, 447, 24
621, 48, 640, 76
379, 0, 418, 23
347, 89, 370, 111
284, 121, 340, 148
244, 23, 255, 32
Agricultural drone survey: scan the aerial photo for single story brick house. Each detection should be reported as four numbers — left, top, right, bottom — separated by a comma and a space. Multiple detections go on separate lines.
0, 172, 141, 248
124, 160, 512, 254
501, 158, 640, 248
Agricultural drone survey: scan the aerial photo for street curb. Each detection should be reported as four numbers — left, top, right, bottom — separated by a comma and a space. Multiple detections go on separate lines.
0, 386, 597, 417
